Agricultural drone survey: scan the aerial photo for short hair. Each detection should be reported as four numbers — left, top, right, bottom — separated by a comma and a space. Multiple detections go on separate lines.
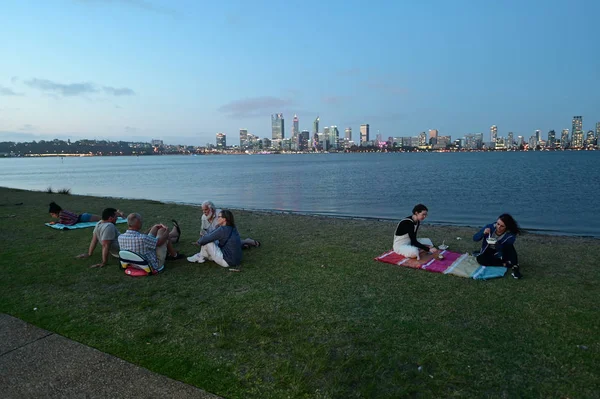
219, 209, 235, 227
127, 213, 142, 228
101, 208, 118, 221
412, 204, 428, 215
48, 201, 62, 214
202, 200, 216, 212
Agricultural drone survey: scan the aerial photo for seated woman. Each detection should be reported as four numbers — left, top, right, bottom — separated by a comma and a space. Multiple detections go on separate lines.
393, 204, 438, 258
198, 200, 260, 249
187, 210, 242, 271
48, 201, 101, 226
473, 213, 522, 279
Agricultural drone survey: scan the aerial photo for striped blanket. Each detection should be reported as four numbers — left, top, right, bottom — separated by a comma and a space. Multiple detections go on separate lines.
375, 250, 507, 280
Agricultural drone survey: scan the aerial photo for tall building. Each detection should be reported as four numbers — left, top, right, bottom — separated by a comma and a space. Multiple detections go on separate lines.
464, 133, 483, 149
571, 116, 583, 148
292, 114, 299, 141
507, 132, 514, 147
239, 129, 248, 148
329, 126, 339, 149
586, 130, 595, 146
418, 132, 427, 146
345, 127, 352, 142
490, 125, 498, 145
517, 136, 525, 147
271, 113, 284, 140
313, 116, 319, 134
560, 129, 570, 148
299, 130, 309, 151
547, 130, 556, 148
216, 133, 226, 149
535, 130, 541, 146
360, 124, 370, 144
596, 122, 600, 145
429, 129, 439, 145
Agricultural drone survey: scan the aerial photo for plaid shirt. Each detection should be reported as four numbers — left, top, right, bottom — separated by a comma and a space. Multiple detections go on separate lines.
59, 210, 79, 226
118, 230, 159, 270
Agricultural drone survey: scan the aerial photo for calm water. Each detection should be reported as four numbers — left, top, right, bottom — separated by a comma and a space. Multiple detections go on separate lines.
1, 152, 599, 236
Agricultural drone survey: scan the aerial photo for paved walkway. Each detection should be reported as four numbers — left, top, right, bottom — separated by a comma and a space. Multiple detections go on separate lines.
0, 314, 221, 398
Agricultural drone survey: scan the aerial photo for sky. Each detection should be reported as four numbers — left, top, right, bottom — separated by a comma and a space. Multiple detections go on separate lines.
1, 0, 599, 146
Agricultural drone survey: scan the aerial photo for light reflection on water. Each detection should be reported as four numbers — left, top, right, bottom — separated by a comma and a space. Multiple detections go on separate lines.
1, 151, 599, 237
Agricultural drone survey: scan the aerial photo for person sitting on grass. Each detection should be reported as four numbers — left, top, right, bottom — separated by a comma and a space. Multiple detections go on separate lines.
187, 209, 242, 271
118, 213, 184, 273
48, 201, 101, 226
75, 207, 122, 268
393, 203, 438, 258
198, 200, 260, 249
473, 213, 522, 279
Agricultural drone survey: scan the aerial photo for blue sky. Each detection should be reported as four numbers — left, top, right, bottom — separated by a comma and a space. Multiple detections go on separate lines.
1, 0, 599, 145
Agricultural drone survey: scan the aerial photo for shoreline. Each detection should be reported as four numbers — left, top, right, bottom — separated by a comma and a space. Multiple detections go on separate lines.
3, 185, 598, 239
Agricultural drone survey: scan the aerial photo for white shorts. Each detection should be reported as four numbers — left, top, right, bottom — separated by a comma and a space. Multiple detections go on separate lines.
393, 238, 433, 258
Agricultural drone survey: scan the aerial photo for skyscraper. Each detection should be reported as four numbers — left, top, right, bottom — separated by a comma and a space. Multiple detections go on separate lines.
547, 130, 556, 148
586, 130, 595, 146
239, 129, 248, 148
534, 130, 541, 146
299, 130, 309, 151
490, 125, 498, 144
418, 132, 427, 146
271, 113, 284, 140
292, 114, 299, 140
429, 129, 439, 145
329, 126, 339, 149
571, 116, 583, 148
507, 132, 514, 147
345, 127, 352, 141
216, 133, 226, 149
561, 129, 570, 148
360, 124, 370, 144
313, 116, 319, 134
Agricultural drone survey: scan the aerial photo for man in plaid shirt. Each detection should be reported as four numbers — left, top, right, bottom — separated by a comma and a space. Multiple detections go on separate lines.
118, 213, 184, 272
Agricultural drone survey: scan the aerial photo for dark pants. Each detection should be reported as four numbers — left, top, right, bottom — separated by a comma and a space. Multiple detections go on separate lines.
476, 244, 518, 267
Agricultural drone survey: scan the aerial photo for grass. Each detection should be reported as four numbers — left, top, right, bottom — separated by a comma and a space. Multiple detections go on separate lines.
1, 186, 598, 398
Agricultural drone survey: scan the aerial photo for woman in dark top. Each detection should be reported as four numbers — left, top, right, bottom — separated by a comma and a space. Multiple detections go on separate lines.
473, 213, 522, 279
187, 209, 242, 270
393, 204, 438, 258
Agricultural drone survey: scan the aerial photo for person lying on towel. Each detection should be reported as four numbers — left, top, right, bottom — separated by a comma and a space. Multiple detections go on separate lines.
48, 201, 101, 226
393, 204, 438, 258
473, 213, 522, 279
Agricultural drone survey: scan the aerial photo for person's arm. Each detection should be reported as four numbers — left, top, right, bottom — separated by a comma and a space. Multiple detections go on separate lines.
408, 224, 430, 251
90, 240, 111, 268
473, 224, 492, 242
197, 226, 227, 246
498, 233, 516, 248
76, 232, 98, 258
155, 227, 169, 247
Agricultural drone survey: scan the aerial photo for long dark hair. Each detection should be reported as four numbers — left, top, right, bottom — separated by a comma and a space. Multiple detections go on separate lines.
220, 209, 235, 227
498, 213, 521, 235
48, 201, 62, 214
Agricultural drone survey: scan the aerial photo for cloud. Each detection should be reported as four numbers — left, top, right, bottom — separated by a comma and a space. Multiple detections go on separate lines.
218, 96, 296, 119
25, 79, 97, 96
103, 86, 135, 96
25, 78, 135, 98
76, 0, 178, 17
11, 76, 19, 84
124, 126, 139, 133
363, 79, 408, 95
0, 86, 21, 96
321, 95, 351, 105
19, 124, 36, 131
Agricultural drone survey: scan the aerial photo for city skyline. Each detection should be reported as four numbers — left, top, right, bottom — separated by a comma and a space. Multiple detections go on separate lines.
1, 1, 600, 146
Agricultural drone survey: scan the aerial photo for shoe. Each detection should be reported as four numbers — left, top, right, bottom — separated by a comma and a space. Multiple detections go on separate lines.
166, 252, 186, 261
172, 219, 181, 243
187, 253, 205, 263
511, 265, 523, 279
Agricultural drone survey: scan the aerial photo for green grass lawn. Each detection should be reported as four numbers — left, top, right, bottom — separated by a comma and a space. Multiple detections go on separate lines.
1, 187, 598, 398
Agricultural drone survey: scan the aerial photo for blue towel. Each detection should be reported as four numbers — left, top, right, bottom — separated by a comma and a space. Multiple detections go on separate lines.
45, 217, 127, 230
472, 266, 508, 280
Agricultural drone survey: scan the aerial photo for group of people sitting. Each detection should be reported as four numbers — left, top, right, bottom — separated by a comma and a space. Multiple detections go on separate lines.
393, 204, 523, 279
49, 200, 259, 273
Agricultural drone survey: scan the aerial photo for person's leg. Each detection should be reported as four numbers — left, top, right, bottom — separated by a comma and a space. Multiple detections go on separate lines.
156, 243, 167, 269
476, 248, 504, 266
501, 244, 519, 266
202, 242, 229, 268
417, 238, 433, 247
169, 221, 180, 244
393, 244, 420, 258
241, 238, 259, 248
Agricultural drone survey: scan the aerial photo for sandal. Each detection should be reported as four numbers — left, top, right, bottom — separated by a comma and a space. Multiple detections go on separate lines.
172, 219, 181, 243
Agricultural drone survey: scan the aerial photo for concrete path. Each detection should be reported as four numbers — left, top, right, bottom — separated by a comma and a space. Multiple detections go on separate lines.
0, 314, 221, 398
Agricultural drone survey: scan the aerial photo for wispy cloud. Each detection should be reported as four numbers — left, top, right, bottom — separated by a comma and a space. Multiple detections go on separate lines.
76, 0, 178, 17
0, 85, 21, 96
218, 96, 296, 119
103, 86, 135, 96
19, 124, 36, 131
11, 76, 19, 84
363, 79, 408, 95
25, 79, 97, 96
25, 78, 135, 98
124, 126, 139, 133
